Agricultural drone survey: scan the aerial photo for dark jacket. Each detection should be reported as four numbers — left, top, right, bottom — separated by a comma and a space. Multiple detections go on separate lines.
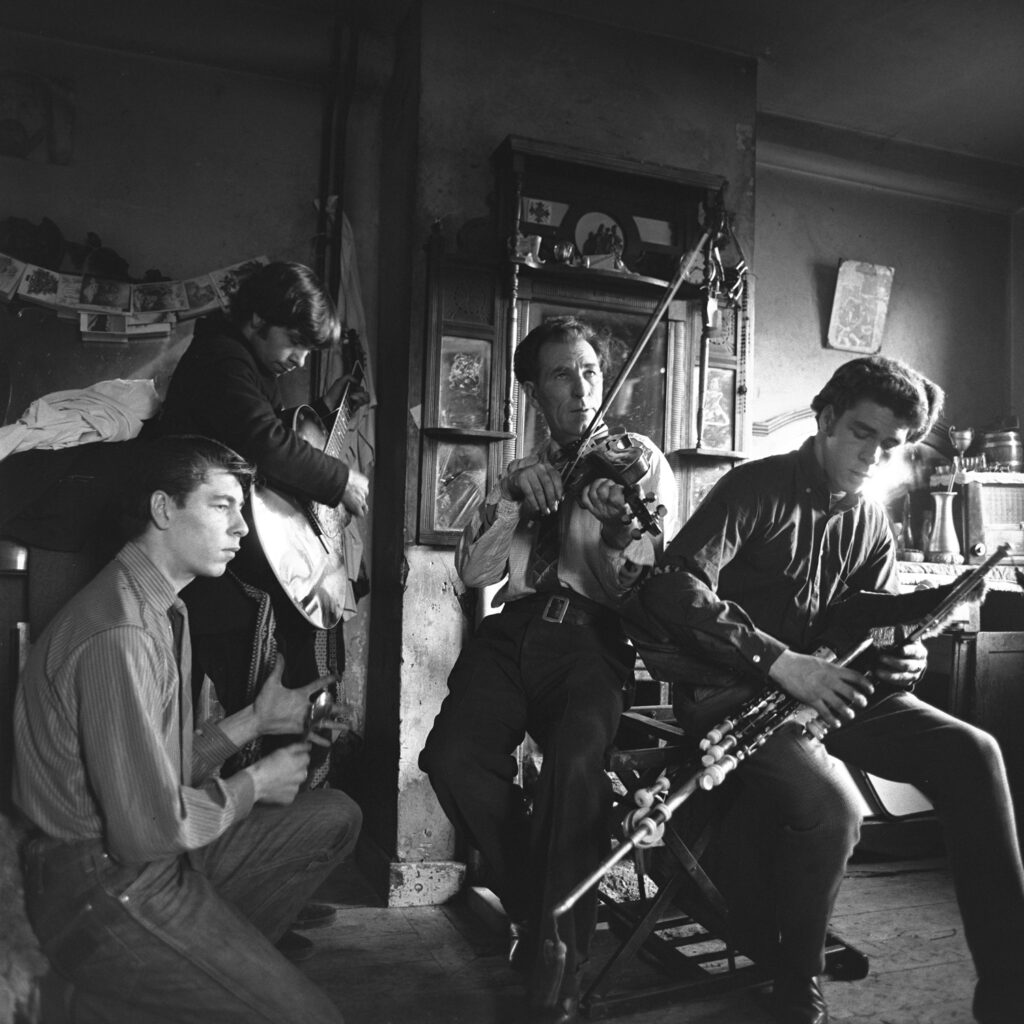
156, 314, 349, 507
624, 438, 897, 724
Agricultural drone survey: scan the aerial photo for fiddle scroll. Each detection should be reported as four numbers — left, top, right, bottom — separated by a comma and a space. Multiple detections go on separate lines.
561, 431, 667, 537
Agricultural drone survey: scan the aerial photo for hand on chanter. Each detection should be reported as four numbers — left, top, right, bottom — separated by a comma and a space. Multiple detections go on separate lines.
873, 639, 928, 690
768, 649, 874, 730
254, 654, 339, 736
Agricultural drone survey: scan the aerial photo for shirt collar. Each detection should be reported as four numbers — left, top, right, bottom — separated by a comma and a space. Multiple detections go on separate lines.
541, 423, 612, 465
795, 436, 861, 514
115, 540, 183, 616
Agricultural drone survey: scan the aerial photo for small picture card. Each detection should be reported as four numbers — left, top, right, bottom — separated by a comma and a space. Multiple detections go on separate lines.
17, 266, 81, 309
80, 312, 128, 334
210, 256, 269, 307
131, 280, 189, 314
17, 264, 61, 305
179, 273, 222, 319
826, 260, 894, 354
0, 253, 27, 301
78, 274, 132, 313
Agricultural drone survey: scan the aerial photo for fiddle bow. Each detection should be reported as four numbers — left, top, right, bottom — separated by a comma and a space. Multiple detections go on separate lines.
558, 190, 744, 537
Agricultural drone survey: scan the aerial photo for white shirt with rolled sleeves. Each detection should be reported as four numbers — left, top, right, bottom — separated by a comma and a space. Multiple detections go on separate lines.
457, 434, 680, 609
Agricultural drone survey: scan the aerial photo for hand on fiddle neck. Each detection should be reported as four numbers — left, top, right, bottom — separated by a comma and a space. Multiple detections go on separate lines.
323, 373, 369, 413
578, 478, 641, 549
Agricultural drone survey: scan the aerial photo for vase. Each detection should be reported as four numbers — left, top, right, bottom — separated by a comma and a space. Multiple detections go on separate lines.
927, 491, 963, 564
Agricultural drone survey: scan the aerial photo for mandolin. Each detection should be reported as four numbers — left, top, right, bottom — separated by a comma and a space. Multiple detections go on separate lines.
250, 373, 361, 630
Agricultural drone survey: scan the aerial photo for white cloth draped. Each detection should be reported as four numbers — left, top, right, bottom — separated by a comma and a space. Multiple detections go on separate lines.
0, 378, 160, 462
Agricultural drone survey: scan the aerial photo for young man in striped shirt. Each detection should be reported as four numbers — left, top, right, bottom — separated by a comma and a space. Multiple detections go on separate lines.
14, 434, 360, 1024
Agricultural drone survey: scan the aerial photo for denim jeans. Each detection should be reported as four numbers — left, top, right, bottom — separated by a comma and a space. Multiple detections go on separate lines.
22, 788, 361, 1024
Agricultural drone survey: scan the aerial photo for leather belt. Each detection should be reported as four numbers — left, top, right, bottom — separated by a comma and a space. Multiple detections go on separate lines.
510, 592, 622, 631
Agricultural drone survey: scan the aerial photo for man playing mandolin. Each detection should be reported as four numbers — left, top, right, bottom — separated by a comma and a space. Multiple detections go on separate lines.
155, 261, 368, 954
626, 356, 1024, 1024
419, 315, 680, 1023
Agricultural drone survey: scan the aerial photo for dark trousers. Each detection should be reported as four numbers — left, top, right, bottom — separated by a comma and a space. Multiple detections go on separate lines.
419, 598, 634, 1001
22, 789, 361, 1024
716, 688, 1024, 993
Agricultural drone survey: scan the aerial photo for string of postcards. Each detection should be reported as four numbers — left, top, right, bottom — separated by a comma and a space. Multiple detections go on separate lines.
0, 250, 268, 344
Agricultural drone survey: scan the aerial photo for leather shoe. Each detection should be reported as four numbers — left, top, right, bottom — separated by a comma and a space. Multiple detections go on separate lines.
974, 977, 1024, 1023
771, 975, 828, 1024
275, 929, 315, 963
292, 901, 338, 930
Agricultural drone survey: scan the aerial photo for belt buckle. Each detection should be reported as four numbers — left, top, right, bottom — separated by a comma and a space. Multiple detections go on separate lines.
541, 595, 570, 624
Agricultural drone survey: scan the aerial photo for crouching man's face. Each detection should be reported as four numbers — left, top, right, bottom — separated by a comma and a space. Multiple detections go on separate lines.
156, 470, 249, 580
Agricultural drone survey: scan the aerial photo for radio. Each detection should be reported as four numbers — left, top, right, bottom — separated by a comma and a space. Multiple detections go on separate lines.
955, 473, 1024, 564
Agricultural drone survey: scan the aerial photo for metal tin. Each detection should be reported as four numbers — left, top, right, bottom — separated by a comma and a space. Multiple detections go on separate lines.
983, 430, 1023, 470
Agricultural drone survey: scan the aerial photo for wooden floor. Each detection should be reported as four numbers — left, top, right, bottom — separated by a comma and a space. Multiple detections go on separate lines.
299, 852, 979, 1024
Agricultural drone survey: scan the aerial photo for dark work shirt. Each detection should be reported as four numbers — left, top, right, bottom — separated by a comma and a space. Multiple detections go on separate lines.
157, 314, 349, 507
630, 437, 897, 692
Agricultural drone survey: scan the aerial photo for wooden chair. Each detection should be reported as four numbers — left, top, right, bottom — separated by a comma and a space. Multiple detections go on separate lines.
573, 695, 870, 1019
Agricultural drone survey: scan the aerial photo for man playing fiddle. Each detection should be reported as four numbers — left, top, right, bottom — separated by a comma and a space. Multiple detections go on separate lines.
419, 315, 680, 1022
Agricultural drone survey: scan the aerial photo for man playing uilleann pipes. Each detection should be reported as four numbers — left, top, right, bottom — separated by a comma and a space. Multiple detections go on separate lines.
626, 356, 1024, 1024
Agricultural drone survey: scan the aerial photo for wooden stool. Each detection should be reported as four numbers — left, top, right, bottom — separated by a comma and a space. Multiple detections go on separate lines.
575, 704, 869, 1019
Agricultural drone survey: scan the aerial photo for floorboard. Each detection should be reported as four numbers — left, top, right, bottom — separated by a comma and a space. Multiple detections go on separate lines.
297, 854, 979, 1023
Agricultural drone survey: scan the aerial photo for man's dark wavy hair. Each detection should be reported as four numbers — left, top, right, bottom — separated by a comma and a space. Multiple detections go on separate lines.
811, 356, 944, 443
120, 435, 254, 541
229, 261, 341, 351
513, 315, 610, 385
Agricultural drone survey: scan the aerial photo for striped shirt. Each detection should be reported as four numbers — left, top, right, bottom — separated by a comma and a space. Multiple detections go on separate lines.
457, 433, 680, 607
13, 542, 255, 865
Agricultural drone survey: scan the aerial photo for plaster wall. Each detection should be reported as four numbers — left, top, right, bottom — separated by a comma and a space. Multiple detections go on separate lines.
753, 165, 1013, 434
0, 33, 324, 278
415, 0, 756, 258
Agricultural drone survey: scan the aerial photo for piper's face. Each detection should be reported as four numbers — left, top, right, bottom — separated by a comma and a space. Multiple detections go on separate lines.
522, 338, 604, 447
817, 399, 911, 495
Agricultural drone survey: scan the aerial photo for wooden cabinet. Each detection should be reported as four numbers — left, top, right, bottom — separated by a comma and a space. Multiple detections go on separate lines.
971, 631, 1024, 810
416, 137, 753, 543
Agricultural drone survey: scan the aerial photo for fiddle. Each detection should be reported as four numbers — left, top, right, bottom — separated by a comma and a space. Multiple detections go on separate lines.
561, 429, 667, 538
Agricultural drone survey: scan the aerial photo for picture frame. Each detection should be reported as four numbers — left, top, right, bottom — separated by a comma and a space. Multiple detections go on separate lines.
438, 335, 491, 430
826, 260, 894, 354
431, 439, 490, 534
419, 252, 512, 546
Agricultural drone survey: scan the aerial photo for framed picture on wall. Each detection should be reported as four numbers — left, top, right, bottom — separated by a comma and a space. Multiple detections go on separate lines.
419, 251, 514, 546
826, 260, 894, 354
